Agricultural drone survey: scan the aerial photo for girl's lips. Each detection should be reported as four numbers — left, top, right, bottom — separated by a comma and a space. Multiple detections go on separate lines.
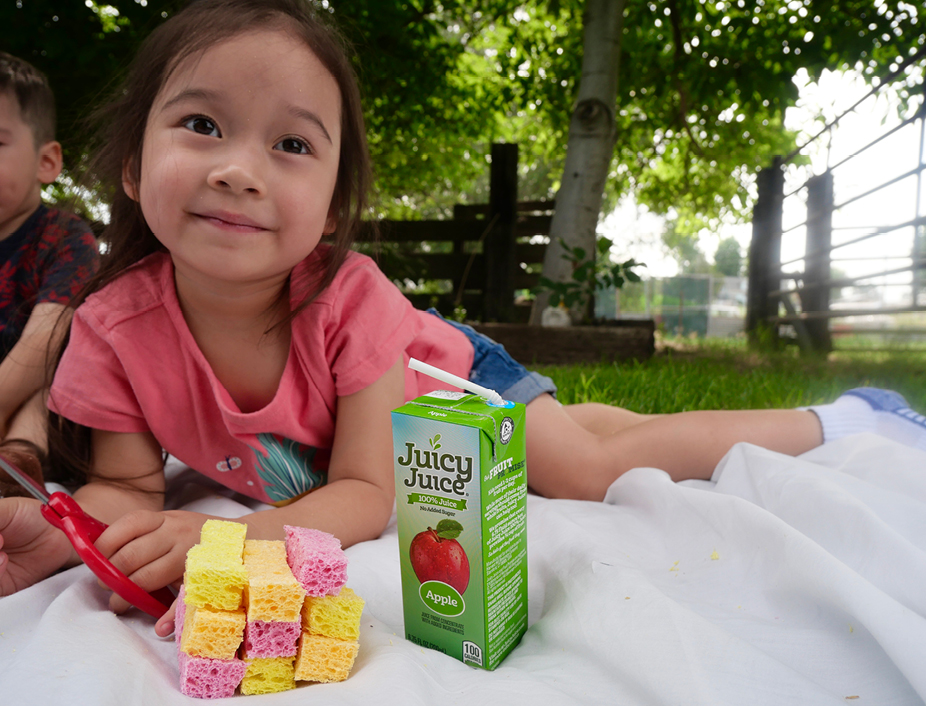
194, 211, 267, 232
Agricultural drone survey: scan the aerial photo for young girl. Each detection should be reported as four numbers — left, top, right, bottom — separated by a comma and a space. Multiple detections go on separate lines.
0, 0, 923, 639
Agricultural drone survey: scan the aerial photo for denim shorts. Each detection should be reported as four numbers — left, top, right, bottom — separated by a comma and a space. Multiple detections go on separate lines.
427, 309, 557, 405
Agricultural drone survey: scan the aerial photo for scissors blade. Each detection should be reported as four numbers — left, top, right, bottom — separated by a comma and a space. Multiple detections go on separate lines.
0, 456, 51, 503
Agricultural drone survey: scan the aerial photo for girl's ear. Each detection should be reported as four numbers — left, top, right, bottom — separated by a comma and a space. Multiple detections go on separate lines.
122, 160, 139, 201
324, 208, 338, 235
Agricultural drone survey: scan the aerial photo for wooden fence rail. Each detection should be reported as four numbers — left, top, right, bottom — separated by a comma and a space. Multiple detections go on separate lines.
358, 143, 553, 322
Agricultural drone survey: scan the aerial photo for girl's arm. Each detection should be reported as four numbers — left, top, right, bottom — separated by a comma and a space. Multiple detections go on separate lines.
90, 428, 224, 612
243, 356, 404, 545
73, 429, 166, 524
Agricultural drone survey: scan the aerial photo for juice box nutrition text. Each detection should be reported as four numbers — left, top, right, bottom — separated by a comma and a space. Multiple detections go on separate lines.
392, 390, 528, 670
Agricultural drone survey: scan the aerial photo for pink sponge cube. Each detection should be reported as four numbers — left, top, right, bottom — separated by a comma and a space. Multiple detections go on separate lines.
178, 651, 247, 699
244, 620, 300, 658
283, 526, 347, 597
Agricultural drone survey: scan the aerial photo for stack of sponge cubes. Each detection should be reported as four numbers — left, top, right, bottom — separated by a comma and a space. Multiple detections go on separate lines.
175, 519, 365, 698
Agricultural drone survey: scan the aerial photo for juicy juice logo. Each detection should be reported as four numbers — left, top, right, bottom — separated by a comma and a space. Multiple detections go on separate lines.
397, 435, 472, 496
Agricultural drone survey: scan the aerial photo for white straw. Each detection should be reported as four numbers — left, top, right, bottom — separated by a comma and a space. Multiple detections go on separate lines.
408, 358, 505, 406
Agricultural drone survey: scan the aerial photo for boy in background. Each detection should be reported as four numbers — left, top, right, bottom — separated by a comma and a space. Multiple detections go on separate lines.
0, 52, 99, 495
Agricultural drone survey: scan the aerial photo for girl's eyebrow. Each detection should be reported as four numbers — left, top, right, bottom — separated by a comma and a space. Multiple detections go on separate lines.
287, 105, 332, 145
161, 87, 219, 111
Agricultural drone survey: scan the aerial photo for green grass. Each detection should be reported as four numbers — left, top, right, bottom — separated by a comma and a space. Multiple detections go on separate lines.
534, 336, 926, 414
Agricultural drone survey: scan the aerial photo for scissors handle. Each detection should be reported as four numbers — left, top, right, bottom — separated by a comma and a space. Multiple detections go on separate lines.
42, 493, 107, 541
41, 494, 174, 619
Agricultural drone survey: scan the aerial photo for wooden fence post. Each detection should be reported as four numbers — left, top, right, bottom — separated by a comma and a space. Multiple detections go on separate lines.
484, 143, 518, 322
746, 157, 784, 347
803, 171, 834, 353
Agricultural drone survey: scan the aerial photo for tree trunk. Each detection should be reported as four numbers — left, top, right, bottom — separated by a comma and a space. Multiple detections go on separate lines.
529, 0, 625, 325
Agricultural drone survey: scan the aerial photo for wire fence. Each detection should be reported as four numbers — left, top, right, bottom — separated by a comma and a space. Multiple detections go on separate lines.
746, 48, 926, 353
597, 275, 748, 337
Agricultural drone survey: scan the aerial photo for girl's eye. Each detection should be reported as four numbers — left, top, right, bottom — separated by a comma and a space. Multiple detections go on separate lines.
183, 116, 220, 137
274, 137, 310, 155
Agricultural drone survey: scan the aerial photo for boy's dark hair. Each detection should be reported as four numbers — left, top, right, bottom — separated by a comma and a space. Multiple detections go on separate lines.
0, 52, 56, 146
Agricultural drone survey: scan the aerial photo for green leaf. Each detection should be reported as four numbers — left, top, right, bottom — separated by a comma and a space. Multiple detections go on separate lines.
435, 519, 464, 539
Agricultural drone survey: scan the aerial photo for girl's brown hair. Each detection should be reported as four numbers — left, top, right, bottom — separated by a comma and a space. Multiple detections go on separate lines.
47, 0, 371, 486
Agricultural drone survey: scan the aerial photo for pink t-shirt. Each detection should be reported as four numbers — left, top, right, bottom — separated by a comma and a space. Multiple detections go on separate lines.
48, 248, 473, 505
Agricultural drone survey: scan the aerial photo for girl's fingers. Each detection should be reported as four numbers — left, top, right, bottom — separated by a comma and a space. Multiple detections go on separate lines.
105, 528, 174, 580
155, 599, 178, 638
94, 510, 164, 559
107, 547, 184, 614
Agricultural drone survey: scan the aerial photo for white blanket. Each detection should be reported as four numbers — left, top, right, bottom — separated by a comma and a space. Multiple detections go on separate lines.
2, 433, 924, 705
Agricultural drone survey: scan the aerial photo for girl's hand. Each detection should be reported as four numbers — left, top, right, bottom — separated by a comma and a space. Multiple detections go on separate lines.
93, 509, 219, 614
0, 497, 74, 595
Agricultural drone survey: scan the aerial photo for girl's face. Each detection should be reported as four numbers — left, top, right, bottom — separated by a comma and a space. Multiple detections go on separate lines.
127, 28, 342, 293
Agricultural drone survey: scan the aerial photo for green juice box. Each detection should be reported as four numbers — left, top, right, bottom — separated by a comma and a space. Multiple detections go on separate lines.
392, 390, 528, 670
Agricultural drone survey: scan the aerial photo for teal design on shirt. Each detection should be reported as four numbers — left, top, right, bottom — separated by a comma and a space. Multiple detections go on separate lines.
252, 433, 326, 503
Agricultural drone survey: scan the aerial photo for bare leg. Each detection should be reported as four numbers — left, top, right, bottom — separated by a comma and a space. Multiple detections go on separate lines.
525, 394, 823, 501
563, 402, 658, 436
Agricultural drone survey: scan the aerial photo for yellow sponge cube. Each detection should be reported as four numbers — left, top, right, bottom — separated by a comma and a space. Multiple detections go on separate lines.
184, 520, 248, 611
243, 540, 306, 622
240, 655, 296, 695
301, 587, 365, 641
180, 604, 246, 660
293, 633, 359, 683
200, 518, 247, 548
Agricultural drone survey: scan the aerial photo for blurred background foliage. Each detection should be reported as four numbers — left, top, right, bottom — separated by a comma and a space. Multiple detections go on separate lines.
4, 0, 923, 241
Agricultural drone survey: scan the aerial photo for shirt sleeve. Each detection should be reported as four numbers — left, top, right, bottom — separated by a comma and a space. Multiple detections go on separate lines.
36, 213, 100, 306
323, 256, 423, 397
47, 304, 150, 433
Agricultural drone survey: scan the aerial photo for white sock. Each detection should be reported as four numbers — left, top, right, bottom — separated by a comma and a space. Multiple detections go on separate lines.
805, 387, 926, 451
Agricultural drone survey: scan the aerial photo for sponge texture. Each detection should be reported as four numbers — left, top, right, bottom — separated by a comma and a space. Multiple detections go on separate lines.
284, 526, 347, 597
181, 604, 247, 660
302, 587, 365, 641
293, 633, 359, 683
243, 539, 306, 622
239, 656, 296, 695
244, 619, 301, 659
178, 650, 247, 699
185, 520, 248, 611
200, 519, 247, 547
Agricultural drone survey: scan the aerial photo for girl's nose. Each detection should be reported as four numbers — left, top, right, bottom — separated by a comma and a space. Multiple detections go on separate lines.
207, 145, 266, 195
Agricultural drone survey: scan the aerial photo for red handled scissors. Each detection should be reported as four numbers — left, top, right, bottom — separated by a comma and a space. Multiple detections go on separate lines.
0, 455, 174, 619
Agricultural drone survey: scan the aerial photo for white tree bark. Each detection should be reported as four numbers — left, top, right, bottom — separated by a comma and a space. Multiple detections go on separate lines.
529, 0, 625, 325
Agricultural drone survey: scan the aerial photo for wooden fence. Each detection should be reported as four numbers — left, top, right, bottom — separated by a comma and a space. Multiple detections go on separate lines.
357, 143, 553, 323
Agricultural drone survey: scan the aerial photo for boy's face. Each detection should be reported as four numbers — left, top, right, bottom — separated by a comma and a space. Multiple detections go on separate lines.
0, 91, 62, 239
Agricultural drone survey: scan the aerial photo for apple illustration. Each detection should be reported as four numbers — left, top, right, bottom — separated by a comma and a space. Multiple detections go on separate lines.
409, 519, 470, 594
